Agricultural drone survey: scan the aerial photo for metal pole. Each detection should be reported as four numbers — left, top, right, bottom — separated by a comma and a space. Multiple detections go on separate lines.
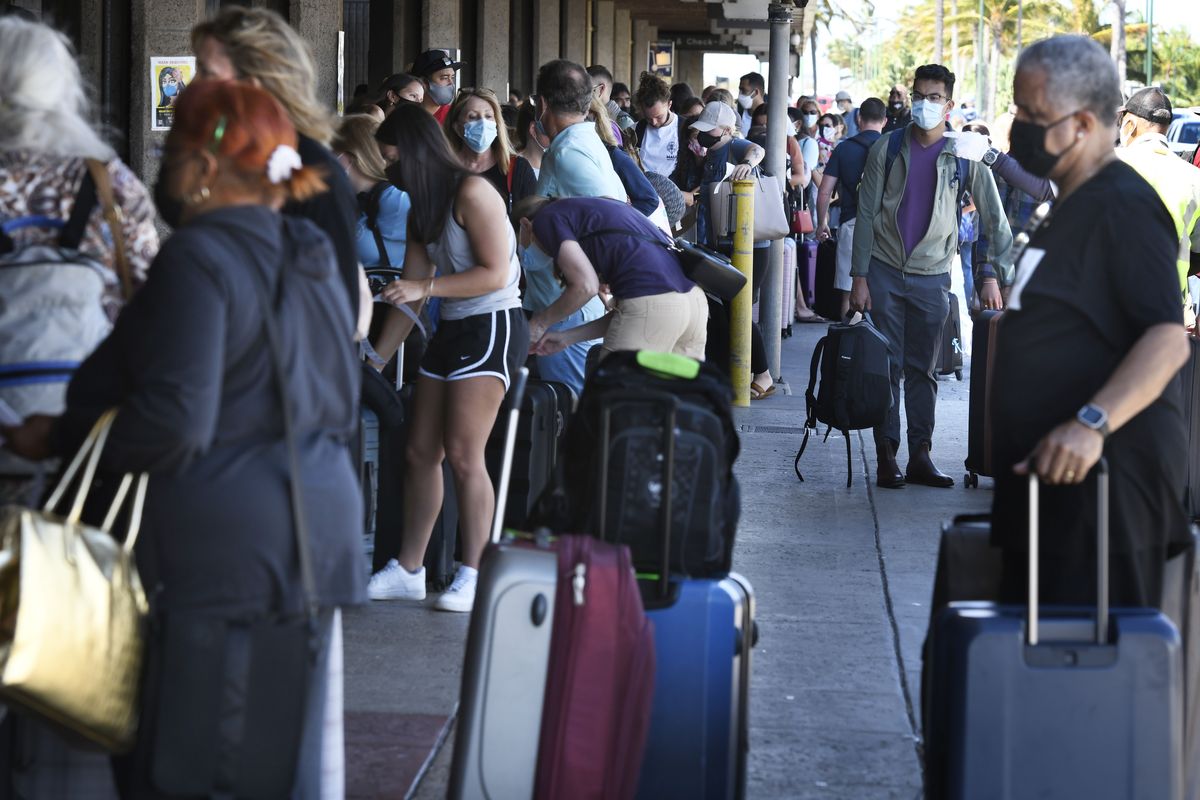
1145, 0, 1154, 84
976, 0, 985, 113
761, 1, 793, 381
731, 179, 756, 407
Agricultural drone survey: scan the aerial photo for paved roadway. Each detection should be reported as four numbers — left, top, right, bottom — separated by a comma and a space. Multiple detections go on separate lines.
342, 307, 991, 799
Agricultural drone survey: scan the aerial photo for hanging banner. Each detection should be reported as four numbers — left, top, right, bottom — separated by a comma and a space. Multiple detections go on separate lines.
150, 56, 195, 131
649, 41, 674, 79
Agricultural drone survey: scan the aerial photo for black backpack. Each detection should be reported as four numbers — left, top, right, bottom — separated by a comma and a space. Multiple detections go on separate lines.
533, 350, 741, 578
794, 315, 893, 487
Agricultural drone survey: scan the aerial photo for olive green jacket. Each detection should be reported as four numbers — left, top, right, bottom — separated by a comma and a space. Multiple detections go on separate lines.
850, 126, 1015, 285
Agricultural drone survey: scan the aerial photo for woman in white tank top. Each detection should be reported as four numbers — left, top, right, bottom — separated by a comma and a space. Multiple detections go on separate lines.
370, 104, 528, 613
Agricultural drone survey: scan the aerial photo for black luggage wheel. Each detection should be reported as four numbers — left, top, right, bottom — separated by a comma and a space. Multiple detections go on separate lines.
954, 369, 963, 381
964, 472, 979, 489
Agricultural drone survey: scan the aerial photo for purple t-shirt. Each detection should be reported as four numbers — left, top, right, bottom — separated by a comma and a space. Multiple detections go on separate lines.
531, 197, 695, 299
896, 136, 947, 258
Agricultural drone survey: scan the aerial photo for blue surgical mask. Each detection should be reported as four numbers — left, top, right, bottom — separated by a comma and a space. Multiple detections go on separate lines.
162, 83, 178, 98
523, 242, 554, 272
535, 118, 549, 139
912, 100, 946, 131
463, 118, 498, 154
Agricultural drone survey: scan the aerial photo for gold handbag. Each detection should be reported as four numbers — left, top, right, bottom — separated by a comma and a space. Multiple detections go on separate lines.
0, 409, 149, 752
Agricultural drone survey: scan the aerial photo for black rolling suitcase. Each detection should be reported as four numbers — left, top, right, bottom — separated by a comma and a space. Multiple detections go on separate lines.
924, 462, 1185, 800
936, 293, 964, 381
1181, 336, 1200, 520
964, 310, 1002, 488
813, 237, 841, 322
484, 379, 575, 530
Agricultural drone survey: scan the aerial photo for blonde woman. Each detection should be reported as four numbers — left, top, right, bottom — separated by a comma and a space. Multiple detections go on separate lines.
443, 87, 516, 205
186, 6, 362, 320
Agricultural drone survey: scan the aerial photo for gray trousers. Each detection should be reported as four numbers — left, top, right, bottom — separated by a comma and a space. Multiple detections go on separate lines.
867, 259, 951, 448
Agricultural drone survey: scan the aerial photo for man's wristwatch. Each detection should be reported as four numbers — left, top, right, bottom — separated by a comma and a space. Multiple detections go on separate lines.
981, 147, 1000, 167
1076, 403, 1110, 438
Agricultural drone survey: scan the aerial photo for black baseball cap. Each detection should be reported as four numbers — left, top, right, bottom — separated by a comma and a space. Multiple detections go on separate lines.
412, 50, 465, 79
1120, 87, 1173, 125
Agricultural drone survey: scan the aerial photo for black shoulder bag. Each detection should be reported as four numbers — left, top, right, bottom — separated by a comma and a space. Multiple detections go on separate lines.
146, 233, 323, 798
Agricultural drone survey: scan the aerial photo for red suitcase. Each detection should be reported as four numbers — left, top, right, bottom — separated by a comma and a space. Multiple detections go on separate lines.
534, 534, 656, 799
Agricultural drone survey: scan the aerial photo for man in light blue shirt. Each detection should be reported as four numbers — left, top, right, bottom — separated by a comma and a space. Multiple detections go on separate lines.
525, 59, 629, 392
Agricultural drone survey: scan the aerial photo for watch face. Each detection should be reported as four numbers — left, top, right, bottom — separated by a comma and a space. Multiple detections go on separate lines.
1079, 405, 1105, 427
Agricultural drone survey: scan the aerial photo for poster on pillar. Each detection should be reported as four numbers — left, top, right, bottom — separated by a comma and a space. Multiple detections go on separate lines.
650, 42, 674, 79
150, 57, 195, 131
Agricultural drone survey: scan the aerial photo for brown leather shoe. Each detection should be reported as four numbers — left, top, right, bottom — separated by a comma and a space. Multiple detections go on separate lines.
906, 441, 955, 488
874, 429, 905, 489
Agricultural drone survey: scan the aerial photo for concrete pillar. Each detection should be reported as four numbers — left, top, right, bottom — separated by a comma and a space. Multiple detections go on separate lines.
289, 0, 342, 112
477, 0, 510, 97
613, 8, 632, 88
592, 1, 614, 72
561, 0, 587, 64
677, 49, 704, 94
76, 0, 104, 93
422, 0, 459, 51
533, 0, 560, 73
130, 0, 207, 184
632, 19, 652, 82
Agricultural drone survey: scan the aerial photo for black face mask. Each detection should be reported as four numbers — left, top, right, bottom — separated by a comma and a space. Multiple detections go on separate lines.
697, 131, 723, 148
1008, 113, 1079, 178
153, 158, 184, 230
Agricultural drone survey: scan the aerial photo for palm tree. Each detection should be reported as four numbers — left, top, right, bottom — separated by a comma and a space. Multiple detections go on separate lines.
935, 0, 946, 61
1110, 0, 1128, 83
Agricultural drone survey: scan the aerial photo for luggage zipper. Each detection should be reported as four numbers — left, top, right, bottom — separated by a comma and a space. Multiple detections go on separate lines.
572, 562, 587, 606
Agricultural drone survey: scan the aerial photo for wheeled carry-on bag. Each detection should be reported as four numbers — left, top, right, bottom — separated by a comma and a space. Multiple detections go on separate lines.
936, 292, 964, 381
813, 237, 841, 322
450, 369, 655, 800
1181, 335, 1200, 520
924, 461, 1185, 800
780, 237, 797, 339
964, 309, 1001, 488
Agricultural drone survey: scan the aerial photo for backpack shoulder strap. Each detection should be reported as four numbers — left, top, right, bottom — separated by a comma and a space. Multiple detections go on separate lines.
795, 335, 828, 482
362, 182, 391, 268
507, 155, 517, 195
881, 127, 907, 191
60, 164, 99, 252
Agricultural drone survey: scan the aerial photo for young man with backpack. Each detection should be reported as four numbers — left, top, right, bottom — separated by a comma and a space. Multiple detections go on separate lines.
849, 64, 1014, 489
816, 97, 888, 319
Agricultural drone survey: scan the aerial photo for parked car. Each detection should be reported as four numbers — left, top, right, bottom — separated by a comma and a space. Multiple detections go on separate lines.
1167, 115, 1200, 159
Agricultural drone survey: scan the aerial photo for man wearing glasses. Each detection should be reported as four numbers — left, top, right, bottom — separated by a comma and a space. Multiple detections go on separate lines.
849, 64, 1014, 489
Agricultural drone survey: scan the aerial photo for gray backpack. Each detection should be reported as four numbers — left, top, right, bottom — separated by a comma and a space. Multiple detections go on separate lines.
0, 161, 125, 475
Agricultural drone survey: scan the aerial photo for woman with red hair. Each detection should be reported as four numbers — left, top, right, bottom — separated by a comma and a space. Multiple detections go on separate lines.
3, 80, 365, 796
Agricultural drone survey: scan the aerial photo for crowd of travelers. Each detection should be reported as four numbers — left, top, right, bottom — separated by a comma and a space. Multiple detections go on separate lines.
1, 0, 1199, 791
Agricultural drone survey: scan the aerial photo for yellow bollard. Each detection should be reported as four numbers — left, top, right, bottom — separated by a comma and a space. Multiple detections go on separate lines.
730, 179, 755, 407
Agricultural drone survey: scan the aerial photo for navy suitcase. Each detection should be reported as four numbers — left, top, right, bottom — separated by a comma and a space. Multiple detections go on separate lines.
924, 463, 1185, 800
637, 574, 755, 800
936, 293, 964, 381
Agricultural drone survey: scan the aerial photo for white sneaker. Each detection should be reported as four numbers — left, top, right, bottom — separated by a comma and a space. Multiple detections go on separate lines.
433, 566, 478, 613
367, 559, 426, 601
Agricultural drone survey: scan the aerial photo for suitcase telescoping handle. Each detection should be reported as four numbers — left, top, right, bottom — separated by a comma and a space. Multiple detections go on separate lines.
1026, 458, 1110, 646
490, 367, 530, 544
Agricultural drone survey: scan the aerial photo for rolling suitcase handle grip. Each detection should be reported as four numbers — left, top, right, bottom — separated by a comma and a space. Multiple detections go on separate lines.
1026, 457, 1110, 646
490, 367, 530, 545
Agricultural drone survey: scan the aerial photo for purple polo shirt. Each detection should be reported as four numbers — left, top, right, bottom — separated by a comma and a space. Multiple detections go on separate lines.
897, 136, 947, 258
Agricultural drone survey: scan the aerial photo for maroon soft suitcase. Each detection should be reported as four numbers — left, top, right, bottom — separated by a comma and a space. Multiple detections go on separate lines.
534, 534, 656, 800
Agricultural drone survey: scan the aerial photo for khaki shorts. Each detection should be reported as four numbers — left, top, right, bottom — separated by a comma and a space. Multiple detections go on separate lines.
602, 285, 709, 360
835, 217, 855, 292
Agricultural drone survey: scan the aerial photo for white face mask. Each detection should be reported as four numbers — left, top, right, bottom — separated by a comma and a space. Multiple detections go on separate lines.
803, 113, 818, 129
912, 100, 946, 131
737, 93, 754, 110
820, 125, 835, 140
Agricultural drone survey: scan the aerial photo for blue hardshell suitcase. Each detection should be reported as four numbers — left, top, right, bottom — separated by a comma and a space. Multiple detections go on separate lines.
636, 573, 755, 800
925, 462, 1185, 800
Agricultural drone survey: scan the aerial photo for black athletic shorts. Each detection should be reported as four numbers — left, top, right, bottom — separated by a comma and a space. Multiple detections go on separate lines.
419, 307, 529, 389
